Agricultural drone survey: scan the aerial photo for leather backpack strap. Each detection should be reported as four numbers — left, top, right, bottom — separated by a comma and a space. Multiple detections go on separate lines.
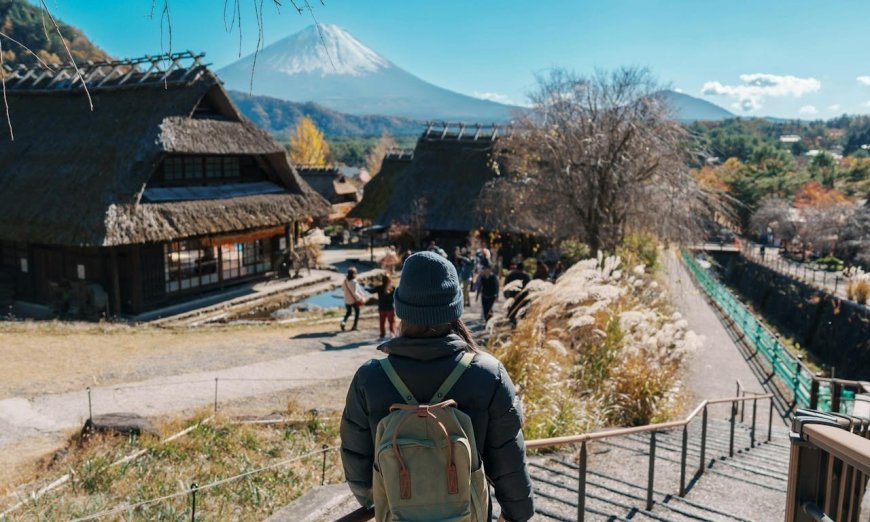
379, 357, 418, 405
431, 351, 475, 402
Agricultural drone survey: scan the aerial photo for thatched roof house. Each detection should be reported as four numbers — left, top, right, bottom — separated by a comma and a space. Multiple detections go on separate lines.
297, 166, 362, 220
0, 52, 328, 317
349, 124, 505, 234
347, 150, 413, 221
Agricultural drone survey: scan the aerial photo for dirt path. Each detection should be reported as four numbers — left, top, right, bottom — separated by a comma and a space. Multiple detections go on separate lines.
664, 251, 781, 420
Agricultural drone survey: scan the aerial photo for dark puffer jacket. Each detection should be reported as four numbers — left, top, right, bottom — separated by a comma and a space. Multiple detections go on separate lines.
340, 333, 535, 522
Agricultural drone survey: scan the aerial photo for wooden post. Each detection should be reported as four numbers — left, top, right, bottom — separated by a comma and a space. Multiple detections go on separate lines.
130, 245, 144, 314
109, 249, 121, 317
217, 243, 224, 290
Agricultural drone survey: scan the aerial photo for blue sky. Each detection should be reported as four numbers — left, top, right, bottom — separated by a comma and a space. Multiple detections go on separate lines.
41, 0, 870, 119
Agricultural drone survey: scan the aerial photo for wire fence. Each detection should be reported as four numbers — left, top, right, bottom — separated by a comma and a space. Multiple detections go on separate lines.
682, 251, 861, 414
83, 375, 336, 423
67, 445, 339, 522
738, 242, 852, 301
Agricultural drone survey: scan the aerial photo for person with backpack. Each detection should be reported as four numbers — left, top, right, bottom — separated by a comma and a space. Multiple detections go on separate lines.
340, 251, 534, 522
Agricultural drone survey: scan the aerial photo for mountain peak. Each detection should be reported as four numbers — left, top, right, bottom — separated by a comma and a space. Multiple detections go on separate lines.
260, 23, 390, 77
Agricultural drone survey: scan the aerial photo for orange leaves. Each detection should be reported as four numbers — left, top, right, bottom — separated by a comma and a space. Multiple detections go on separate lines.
792, 181, 849, 208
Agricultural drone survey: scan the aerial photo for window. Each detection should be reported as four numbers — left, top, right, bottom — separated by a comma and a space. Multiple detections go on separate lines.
154, 156, 265, 186
164, 237, 272, 294
223, 157, 240, 178
184, 157, 202, 180
164, 240, 219, 294
205, 157, 223, 179
164, 158, 184, 181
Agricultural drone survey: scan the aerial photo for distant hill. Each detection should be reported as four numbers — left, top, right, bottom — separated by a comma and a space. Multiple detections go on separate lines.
0, 0, 111, 66
660, 90, 734, 122
218, 24, 517, 122
228, 91, 423, 138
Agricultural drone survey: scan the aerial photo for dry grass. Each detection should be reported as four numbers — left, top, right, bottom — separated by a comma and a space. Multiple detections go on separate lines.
0, 317, 375, 398
490, 251, 698, 440
2, 406, 342, 521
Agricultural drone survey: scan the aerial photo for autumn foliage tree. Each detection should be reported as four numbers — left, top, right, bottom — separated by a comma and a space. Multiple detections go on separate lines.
289, 117, 330, 166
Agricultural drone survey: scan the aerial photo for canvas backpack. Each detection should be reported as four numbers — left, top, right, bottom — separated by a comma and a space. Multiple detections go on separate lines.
372, 352, 489, 522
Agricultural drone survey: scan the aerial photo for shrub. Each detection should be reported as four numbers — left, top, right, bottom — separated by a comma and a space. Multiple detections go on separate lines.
849, 280, 870, 304
559, 240, 591, 267
489, 253, 697, 439
816, 256, 844, 272
617, 232, 659, 271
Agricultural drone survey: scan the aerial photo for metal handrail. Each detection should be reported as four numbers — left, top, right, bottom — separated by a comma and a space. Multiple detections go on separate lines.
682, 251, 870, 413
525, 393, 771, 449
338, 392, 775, 522
785, 410, 870, 521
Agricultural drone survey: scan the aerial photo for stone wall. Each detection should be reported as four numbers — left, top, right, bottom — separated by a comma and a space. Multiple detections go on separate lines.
711, 252, 870, 379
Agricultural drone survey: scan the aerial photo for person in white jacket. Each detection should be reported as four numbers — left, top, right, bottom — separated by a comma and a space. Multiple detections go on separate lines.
341, 267, 370, 331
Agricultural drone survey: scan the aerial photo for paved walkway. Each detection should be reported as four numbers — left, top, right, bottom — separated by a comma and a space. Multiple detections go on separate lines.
664, 251, 780, 421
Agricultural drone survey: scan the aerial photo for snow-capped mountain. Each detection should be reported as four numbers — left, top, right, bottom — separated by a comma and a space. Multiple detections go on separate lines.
217, 24, 516, 122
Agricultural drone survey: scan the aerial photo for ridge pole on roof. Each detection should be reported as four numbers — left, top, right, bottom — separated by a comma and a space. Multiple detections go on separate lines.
490, 123, 498, 141
424, 121, 433, 137
114, 61, 139, 86
137, 58, 161, 84
439, 121, 450, 140
456, 123, 466, 140
44, 69, 71, 89
473, 124, 482, 140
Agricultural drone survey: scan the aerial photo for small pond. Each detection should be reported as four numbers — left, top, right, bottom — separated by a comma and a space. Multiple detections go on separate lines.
271, 288, 345, 319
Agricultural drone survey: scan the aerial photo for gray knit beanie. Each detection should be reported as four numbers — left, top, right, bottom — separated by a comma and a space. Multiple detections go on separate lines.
394, 251, 464, 325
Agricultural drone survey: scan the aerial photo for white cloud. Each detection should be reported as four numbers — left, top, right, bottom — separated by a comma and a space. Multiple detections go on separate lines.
828, 104, 841, 111
701, 73, 821, 112
473, 91, 515, 105
864, 101, 870, 107
673, 87, 684, 93
799, 105, 818, 115
857, 76, 870, 86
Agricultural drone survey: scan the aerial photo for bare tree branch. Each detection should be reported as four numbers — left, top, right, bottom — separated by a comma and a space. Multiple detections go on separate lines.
39, 0, 92, 110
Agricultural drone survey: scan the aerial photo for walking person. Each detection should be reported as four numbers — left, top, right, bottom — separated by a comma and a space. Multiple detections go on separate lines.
476, 265, 499, 321
340, 251, 534, 522
341, 267, 369, 331
374, 273, 397, 339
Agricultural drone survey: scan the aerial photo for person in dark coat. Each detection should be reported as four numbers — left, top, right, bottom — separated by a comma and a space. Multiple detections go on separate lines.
475, 265, 499, 321
373, 273, 396, 339
503, 263, 531, 299
340, 252, 534, 522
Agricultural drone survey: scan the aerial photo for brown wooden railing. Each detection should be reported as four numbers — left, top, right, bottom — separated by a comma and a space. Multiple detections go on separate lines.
338, 392, 774, 522
786, 409, 870, 522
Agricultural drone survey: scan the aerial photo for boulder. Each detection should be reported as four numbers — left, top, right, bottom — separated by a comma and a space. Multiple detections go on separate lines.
82, 412, 158, 438
266, 483, 364, 522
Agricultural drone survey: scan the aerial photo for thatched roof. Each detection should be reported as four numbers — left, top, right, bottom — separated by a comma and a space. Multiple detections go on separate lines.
298, 166, 361, 203
350, 126, 502, 231
347, 151, 413, 220
0, 54, 328, 247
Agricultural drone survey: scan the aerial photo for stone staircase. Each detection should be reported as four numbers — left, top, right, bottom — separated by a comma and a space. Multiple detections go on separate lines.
520, 417, 790, 521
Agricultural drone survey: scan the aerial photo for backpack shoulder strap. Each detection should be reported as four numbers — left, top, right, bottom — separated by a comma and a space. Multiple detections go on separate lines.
379, 357, 418, 405
431, 351, 475, 402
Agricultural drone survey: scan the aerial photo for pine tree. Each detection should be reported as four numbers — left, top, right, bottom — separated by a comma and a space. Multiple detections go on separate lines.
289, 117, 330, 166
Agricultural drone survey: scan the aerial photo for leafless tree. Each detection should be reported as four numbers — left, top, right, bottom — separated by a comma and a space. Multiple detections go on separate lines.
751, 198, 801, 245
364, 132, 397, 177
489, 67, 708, 252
